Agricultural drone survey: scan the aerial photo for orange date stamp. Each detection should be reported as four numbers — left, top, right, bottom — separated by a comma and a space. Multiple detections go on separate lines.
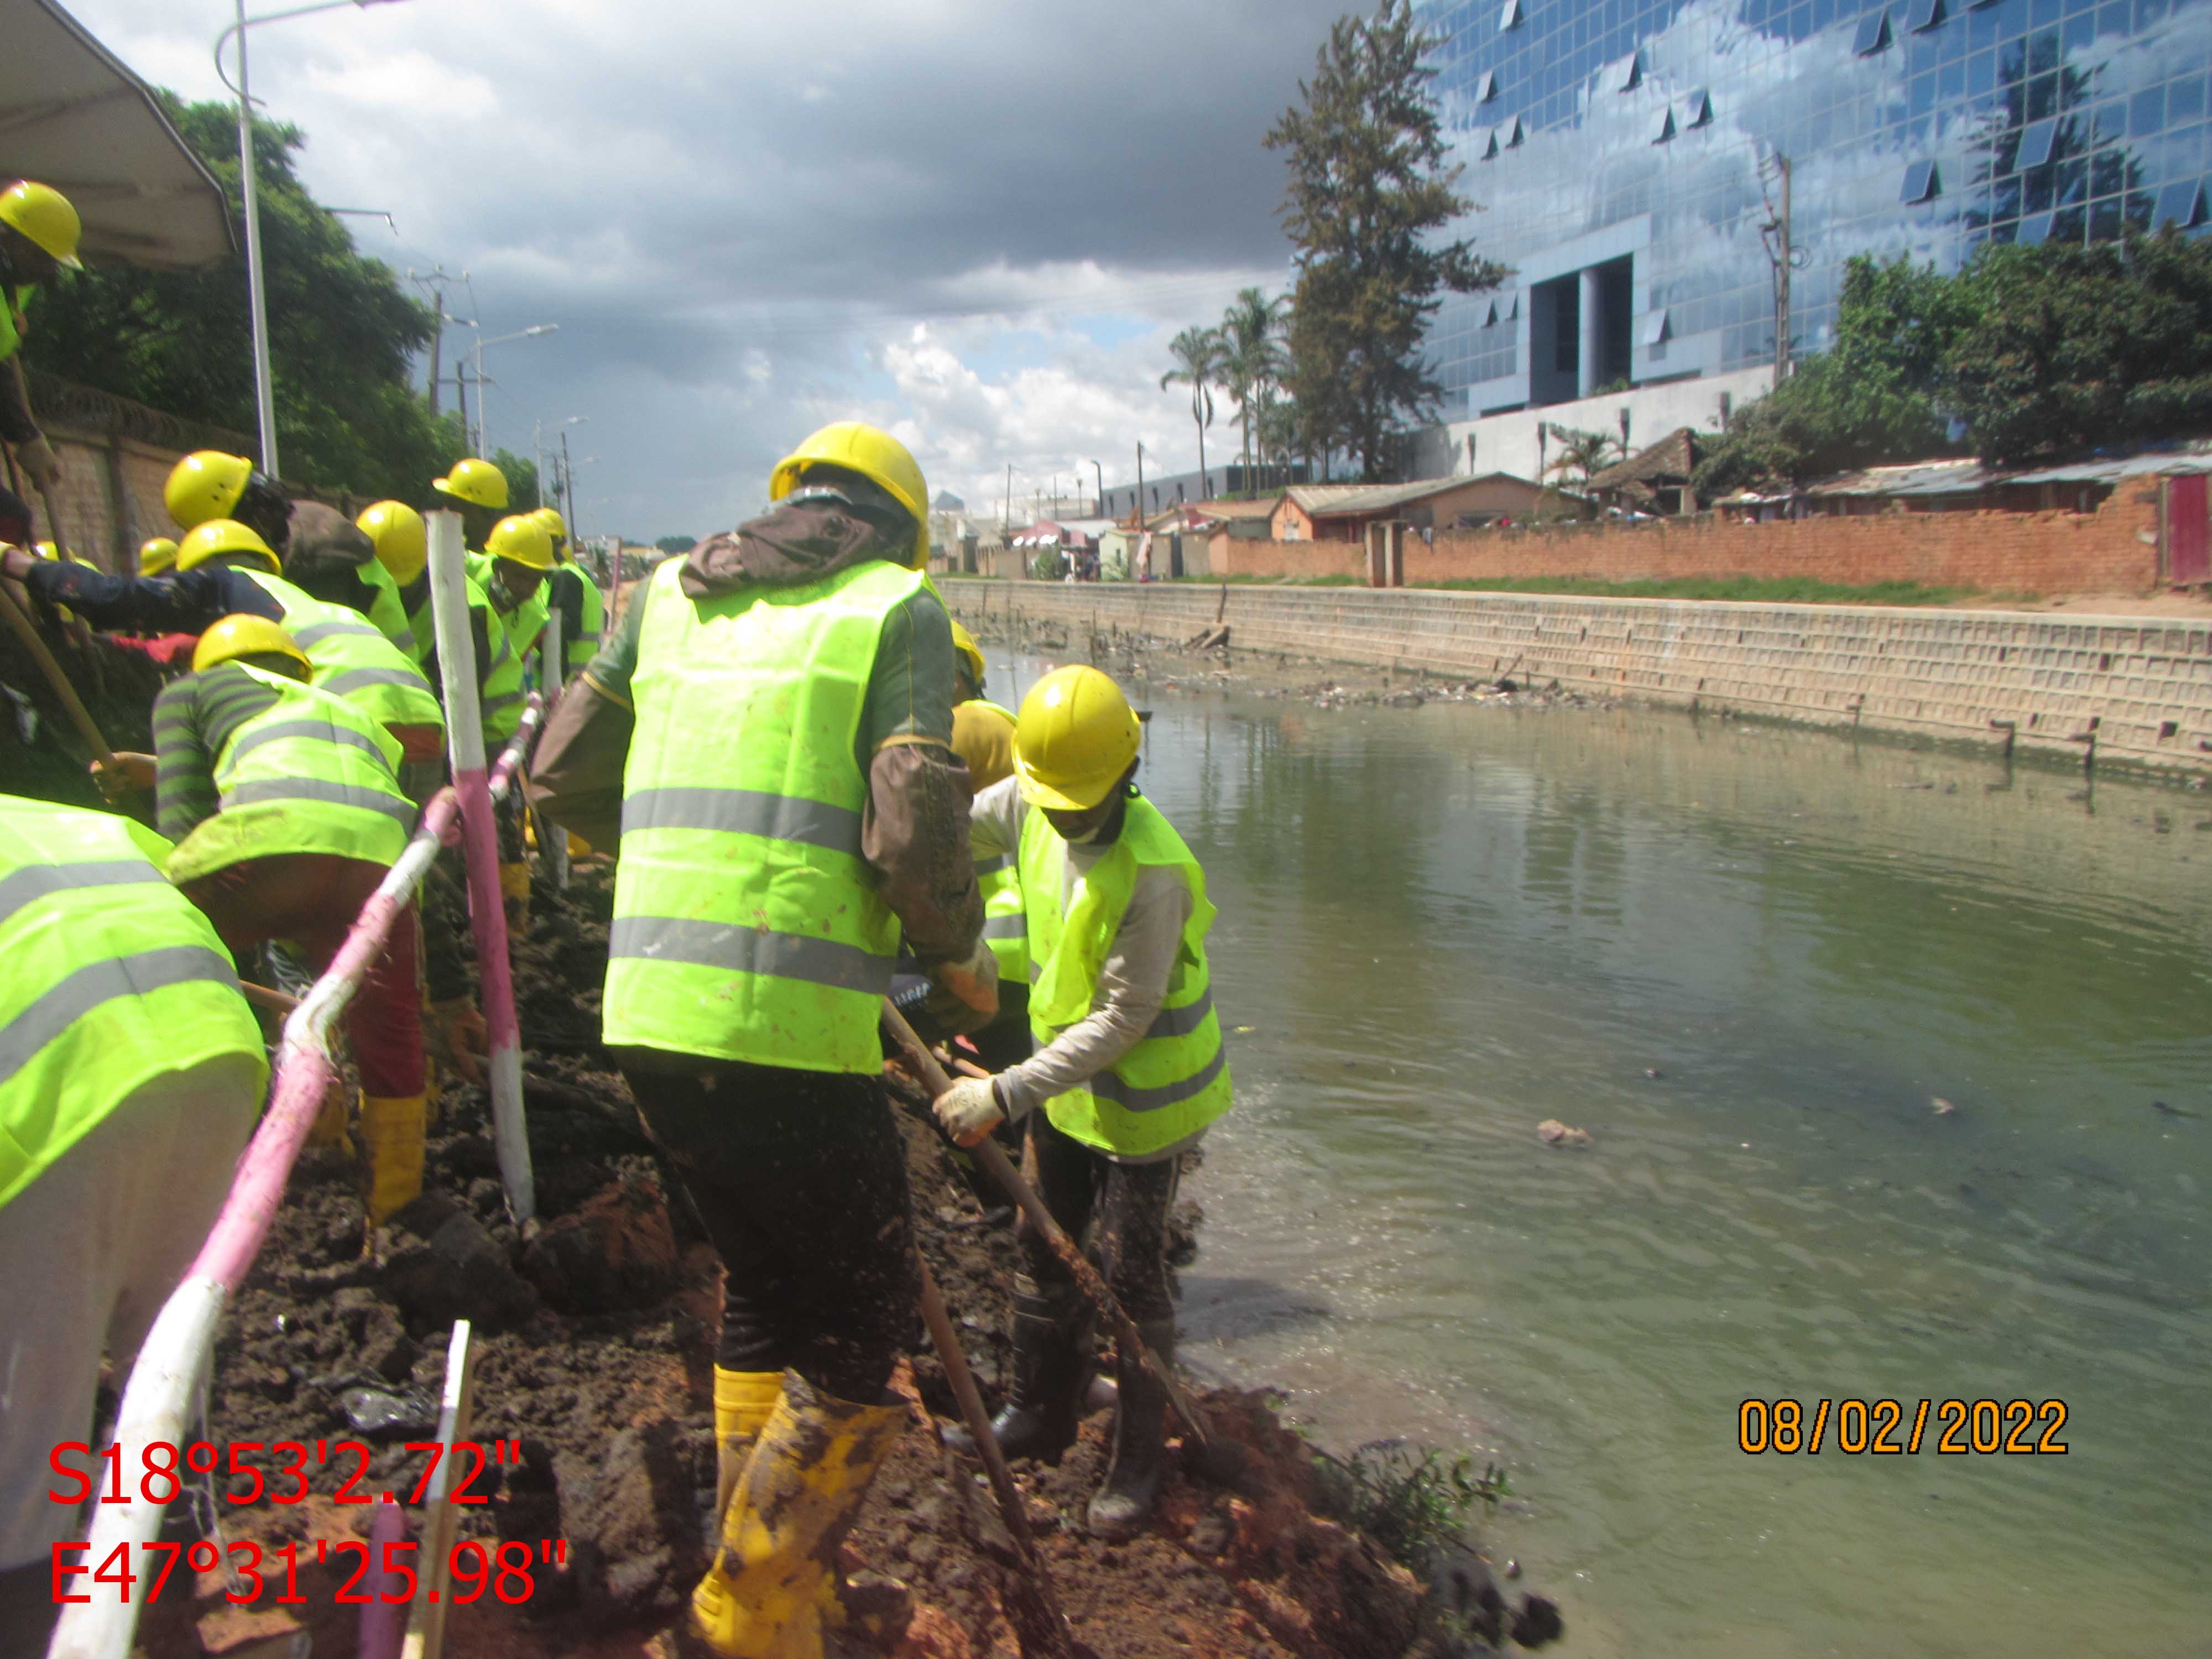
1737, 1397, 2068, 1455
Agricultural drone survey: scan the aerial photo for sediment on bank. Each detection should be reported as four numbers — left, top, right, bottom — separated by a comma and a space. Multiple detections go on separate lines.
945, 578, 2212, 773
176, 862, 1557, 1659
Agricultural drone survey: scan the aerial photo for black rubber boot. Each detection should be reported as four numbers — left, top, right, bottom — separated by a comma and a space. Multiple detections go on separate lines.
945, 1277, 1083, 1462
1086, 1319, 1177, 1541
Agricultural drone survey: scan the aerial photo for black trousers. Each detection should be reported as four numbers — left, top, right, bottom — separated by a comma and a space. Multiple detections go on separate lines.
1019, 1110, 1176, 1325
617, 1051, 920, 1404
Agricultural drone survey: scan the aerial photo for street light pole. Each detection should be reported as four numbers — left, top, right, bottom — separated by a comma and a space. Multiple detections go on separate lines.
471, 324, 559, 458
215, 0, 415, 480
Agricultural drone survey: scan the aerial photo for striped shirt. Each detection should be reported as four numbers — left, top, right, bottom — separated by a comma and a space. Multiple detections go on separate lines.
150, 664, 283, 844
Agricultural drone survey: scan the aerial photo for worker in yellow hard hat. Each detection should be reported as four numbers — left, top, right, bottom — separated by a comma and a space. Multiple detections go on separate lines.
0, 180, 80, 498
936, 664, 1231, 1542
528, 420, 989, 1658
531, 504, 606, 681
943, 620, 1026, 1074
86, 614, 430, 1227
164, 451, 295, 555
430, 457, 510, 552
138, 537, 179, 576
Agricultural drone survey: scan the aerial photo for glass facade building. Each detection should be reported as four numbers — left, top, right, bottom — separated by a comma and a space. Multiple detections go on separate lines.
1417, 0, 2212, 417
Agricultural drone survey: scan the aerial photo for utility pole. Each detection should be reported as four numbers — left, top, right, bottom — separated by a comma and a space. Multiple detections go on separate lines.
1092, 458, 1105, 518
560, 431, 581, 545
1135, 442, 1145, 526
1761, 152, 1796, 385
1004, 463, 1013, 530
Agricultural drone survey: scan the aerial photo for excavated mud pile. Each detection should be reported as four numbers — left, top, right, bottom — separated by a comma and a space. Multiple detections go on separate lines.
0, 612, 169, 808
184, 862, 1556, 1658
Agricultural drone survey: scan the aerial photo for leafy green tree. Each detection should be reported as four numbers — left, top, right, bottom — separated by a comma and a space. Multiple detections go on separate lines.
1217, 288, 1288, 488
655, 535, 697, 554
20, 95, 455, 500
1160, 325, 1225, 495
1694, 253, 1971, 496
1942, 228, 2212, 465
1266, 0, 1504, 481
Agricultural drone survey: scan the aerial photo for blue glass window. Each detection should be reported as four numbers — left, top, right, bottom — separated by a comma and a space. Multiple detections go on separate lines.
1479, 126, 1501, 159
1500, 0, 1523, 29
2017, 117, 2059, 166
1855, 8, 1895, 51
2017, 209, 2054, 241
1642, 309, 1671, 346
2130, 86, 2163, 137
1654, 106, 1677, 142
1506, 114, 1527, 145
1908, 0, 1946, 29
1683, 88, 1714, 126
1618, 50, 1644, 91
1475, 69, 1499, 101
2170, 76, 2205, 125
2155, 179, 2206, 228
1903, 158, 1942, 201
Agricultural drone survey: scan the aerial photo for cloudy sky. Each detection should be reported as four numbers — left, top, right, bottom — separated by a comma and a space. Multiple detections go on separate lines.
67, 0, 1350, 539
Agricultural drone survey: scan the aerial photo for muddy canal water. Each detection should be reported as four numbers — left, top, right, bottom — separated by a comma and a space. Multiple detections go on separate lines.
998, 653, 2211, 1657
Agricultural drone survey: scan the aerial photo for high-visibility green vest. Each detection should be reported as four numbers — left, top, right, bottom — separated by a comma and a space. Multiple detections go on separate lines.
967, 701, 1029, 985
0, 796, 266, 1209
603, 556, 928, 1073
239, 570, 444, 735
467, 554, 546, 743
1, 283, 31, 363
1020, 796, 1231, 1157
560, 563, 606, 676
166, 663, 416, 885
356, 557, 418, 658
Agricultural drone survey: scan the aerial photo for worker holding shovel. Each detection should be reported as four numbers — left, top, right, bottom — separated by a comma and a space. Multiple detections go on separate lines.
935, 663, 1234, 1540
528, 420, 993, 1659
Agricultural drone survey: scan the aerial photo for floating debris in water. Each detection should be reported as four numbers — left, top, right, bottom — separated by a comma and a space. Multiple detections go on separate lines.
1932, 1097, 1957, 1116
1537, 1119, 1593, 1147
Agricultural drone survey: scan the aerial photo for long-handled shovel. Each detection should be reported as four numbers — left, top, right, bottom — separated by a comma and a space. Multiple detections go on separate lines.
881, 1001, 1210, 1449
8, 359, 102, 691
915, 1258, 1080, 1659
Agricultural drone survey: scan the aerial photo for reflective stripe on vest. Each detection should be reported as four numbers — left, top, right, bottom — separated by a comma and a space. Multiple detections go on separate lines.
1019, 796, 1232, 1157
165, 664, 414, 885
602, 556, 928, 1073
240, 570, 444, 736
0, 797, 265, 1208
565, 566, 606, 675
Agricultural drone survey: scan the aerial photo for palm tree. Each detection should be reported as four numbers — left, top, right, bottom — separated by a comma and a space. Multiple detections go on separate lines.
1218, 287, 1289, 491
1160, 326, 1225, 499
1545, 426, 1624, 489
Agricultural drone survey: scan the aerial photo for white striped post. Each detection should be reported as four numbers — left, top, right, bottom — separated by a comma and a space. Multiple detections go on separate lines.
426, 510, 534, 1222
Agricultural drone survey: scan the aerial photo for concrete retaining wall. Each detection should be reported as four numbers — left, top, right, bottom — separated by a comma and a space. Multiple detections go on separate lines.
944, 578, 2212, 772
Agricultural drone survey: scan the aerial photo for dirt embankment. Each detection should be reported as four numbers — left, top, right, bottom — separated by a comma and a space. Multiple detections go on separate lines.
158, 863, 1557, 1659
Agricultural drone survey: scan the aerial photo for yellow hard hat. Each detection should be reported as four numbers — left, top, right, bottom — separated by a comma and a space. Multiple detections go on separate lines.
0, 180, 84, 269
175, 518, 280, 575
1013, 665, 1141, 811
486, 514, 554, 571
356, 500, 427, 584
192, 613, 310, 677
769, 421, 930, 570
950, 620, 986, 691
432, 457, 509, 510
139, 537, 180, 575
165, 451, 254, 531
531, 505, 567, 539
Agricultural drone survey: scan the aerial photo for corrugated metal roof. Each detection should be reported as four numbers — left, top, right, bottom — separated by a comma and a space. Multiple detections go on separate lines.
2004, 452, 2212, 485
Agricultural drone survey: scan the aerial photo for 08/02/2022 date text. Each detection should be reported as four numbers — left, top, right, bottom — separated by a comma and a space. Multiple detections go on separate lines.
1739, 1398, 2068, 1455
46, 1437, 525, 1507
50, 1537, 567, 1606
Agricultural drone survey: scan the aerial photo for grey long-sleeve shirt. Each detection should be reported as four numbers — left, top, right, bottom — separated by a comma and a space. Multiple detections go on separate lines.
969, 775, 1201, 1164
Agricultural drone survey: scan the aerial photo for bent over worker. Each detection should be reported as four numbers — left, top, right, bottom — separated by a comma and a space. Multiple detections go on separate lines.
0, 179, 82, 494
135, 616, 430, 1225
0, 796, 265, 1654
935, 664, 1233, 1540
529, 420, 993, 1659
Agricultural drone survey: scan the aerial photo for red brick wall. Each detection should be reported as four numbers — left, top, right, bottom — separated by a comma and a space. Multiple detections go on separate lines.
1197, 483, 2165, 596
17, 424, 184, 572
1400, 482, 2162, 594
1209, 534, 1365, 580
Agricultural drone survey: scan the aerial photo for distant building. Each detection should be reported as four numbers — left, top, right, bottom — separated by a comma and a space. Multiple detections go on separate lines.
1272, 475, 1546, 541
1409, 0, 2212, 482
1100, 462, 1313, 520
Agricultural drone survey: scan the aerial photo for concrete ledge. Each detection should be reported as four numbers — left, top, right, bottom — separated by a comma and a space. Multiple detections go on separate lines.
944, 580, 2212, 773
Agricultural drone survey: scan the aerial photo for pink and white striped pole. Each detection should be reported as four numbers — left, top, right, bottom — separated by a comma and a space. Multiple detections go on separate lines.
426, 509, 534, 1224
47, 712, 541, 1659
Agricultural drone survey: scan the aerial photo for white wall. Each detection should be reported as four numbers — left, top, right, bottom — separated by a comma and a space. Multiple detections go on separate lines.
1410, 363, 1776, 483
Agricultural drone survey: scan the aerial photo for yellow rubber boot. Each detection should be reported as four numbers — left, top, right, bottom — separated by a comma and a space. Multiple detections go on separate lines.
498, 861, 531, 941
690, 1373, 905, 1659
711, 1368, 783, 1522
361, 1094, 427, 1225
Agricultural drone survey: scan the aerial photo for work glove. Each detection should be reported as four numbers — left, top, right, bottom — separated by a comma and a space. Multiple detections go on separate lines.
422, 996, 488, 1086
13, 434, 60, 491
923, 937, 999, 1036
88, 751, 155, 801
933, 1076, 1005, 1149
